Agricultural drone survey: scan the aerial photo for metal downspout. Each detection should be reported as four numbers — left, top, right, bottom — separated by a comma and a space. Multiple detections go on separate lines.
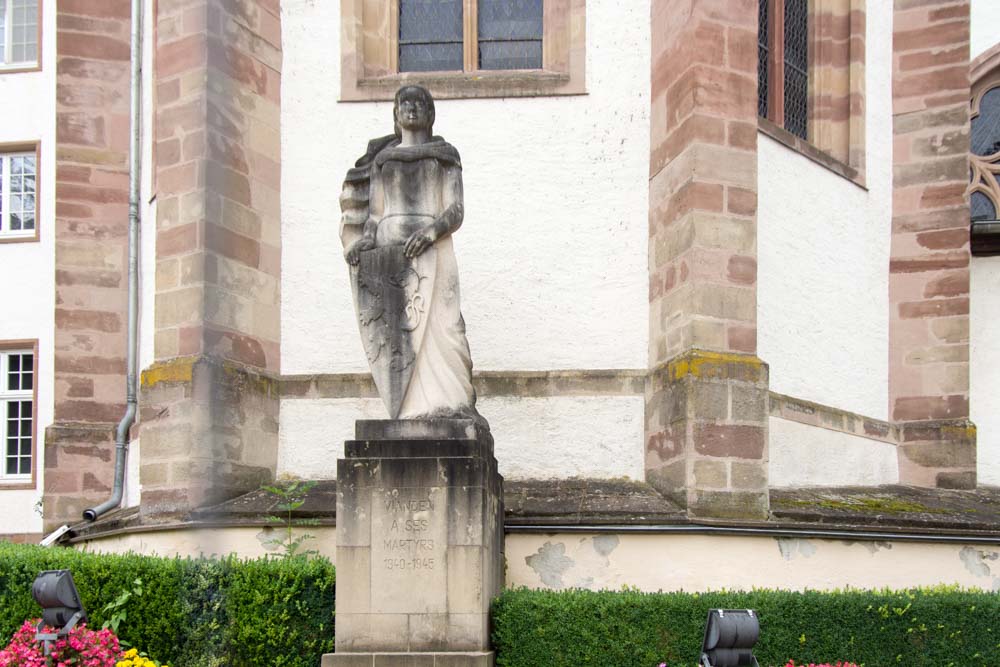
83, 0, 142, 522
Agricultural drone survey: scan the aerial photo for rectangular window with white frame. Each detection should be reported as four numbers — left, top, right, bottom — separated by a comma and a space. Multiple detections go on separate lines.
0, 150, 37, 240
0, 0, 39, 69
1, 348, 34, 482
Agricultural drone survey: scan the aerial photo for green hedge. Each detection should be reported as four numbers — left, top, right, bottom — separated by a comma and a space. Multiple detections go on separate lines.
492, 587, 1000, 667
0, 543, 335, 667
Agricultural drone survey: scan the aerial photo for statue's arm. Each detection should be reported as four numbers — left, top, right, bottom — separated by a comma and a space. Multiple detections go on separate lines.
404, 164, 464, 258
345, 165, 382, 265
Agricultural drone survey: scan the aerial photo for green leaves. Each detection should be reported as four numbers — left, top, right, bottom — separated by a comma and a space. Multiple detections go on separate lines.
0, 542, 335, 667
492, 587, 1000, 667
261, 480, 320, 559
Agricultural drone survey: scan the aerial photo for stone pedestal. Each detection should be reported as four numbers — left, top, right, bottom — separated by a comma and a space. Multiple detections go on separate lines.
323, 419, 503, 667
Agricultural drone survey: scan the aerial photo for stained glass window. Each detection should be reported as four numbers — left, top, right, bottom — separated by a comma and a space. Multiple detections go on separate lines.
783, 0, 808, 139
478, 0, 542, 70
1, 351, 33, 479
399, 0, 464, 72
970, 86, 1000, 223
398, 0, 545, 74
757, 0, 809, 140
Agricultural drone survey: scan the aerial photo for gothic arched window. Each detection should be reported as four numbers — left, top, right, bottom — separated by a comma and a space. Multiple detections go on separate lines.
970, 62, 1000, 255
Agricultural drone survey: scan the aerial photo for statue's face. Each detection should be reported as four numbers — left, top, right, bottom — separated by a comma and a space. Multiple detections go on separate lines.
396, 92, 432, 131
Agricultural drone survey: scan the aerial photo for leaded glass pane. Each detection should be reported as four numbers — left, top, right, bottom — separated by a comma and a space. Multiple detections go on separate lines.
783, 0, 808, 139
971, 191, 996, 221
478, 0, 542, 70
10, 0, 36, 64
972, 87, 1000, 157
399, 0, 463, 72
758, 0, 769, 118
0, 0, 6, 65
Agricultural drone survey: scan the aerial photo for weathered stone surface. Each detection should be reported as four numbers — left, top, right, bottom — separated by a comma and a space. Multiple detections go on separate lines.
342, 87, 478, 422
330, 419, 503, 659
322, 653, 494, 667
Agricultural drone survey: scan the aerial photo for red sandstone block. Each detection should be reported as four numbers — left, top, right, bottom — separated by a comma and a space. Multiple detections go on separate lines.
209, 133, 250, 174
157, 79, 182, 106
890, 254, 969, 273
56, 202, 95, 219
726, 187, 755, 216
899, 45, 969, 71
55, 309, 122, 333
58, 32, 131, 61
894, 20, 968, 53
924, 271, 969, 298
898, 297, 969, 319
916, 227, 969, 250
54, 355, 126, 375
204, 327, 268, 368
57, 113, 107, 148
158, 34, 208, 78
726, 27, 756, 73
157, 98, 207, 139
727, 121, 756, 151
56, 400, 127, 424
893, 395, 969, 422
694, 424, 764, 459
206, 223, 259, 268
894, 66, 970, 102
158, 223, 201, 258
157, 138, 182, 167
158, 161, 199, 195
206, 162, 252, 207
652, 113, 726, 171
929, 4, 970, 22
726, 255, 756, 285
60, 0, 131, 19
58, 183, 129, 205
727, 325, 756, 354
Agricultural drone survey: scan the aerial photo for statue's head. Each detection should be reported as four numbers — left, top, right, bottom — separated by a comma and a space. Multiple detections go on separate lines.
394, 85, 435, 133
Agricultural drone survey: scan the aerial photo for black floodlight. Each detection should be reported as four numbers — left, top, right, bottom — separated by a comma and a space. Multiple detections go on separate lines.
700, 608, 760, 667
32, 570, 87, 655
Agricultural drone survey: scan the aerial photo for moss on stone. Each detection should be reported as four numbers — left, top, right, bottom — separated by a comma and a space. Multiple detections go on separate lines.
775, 496, 948, 514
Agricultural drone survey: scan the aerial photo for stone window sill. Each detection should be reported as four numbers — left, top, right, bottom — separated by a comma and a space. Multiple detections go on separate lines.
758, 117, 866, 190
342, 69, 585, 102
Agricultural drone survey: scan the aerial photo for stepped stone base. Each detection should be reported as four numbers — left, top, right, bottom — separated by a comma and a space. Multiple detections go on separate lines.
322, 651, 494, 666
324, 419, 502, 667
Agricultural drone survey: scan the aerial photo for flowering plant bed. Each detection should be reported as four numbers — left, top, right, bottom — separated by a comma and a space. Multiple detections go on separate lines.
0, 619, 120, 667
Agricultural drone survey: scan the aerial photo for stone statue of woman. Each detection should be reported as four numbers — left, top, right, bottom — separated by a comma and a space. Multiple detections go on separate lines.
340, 85, 481, 422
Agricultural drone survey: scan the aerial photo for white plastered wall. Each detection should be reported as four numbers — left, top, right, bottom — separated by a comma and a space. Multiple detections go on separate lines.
758, 0, 892, 421
0, 0, 56, 535
971, 1, 1000, 487
279, 0, 650, 480
971, 0, 1000, 61
972, 260, 1000, 485
769, 417, 898, 488
278, 396, 645, 481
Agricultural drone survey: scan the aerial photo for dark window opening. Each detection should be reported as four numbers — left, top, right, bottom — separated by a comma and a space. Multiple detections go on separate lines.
758, 0, 809, 140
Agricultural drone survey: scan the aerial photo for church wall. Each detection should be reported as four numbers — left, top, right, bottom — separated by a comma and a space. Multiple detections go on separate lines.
506, 533, 1000, 592
970, 0, 1000, 486
277, 395, 645, 481
971, 258, 1000, 485
280, 0, 650, 375
0, 0, 56, 536
757, 0, 893, 422
279, 0, 651, 481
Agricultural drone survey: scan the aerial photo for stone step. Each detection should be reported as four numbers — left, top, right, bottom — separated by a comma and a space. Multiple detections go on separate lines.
345, 439, 489, 460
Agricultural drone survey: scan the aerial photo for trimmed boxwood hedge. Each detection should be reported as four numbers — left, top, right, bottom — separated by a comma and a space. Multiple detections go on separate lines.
492, 586, 1000, 667
0, 542, 335, 667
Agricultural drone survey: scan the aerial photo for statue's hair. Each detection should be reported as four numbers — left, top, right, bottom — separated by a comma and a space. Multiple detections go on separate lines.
394, 85, 436, 130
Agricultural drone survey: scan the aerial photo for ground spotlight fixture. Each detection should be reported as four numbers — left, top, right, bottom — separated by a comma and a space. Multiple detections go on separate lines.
31, 570, 87, 656
700, 608, 760, 667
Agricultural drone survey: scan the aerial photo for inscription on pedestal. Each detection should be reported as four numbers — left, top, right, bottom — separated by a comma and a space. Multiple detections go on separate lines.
371, 486, 447, 614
